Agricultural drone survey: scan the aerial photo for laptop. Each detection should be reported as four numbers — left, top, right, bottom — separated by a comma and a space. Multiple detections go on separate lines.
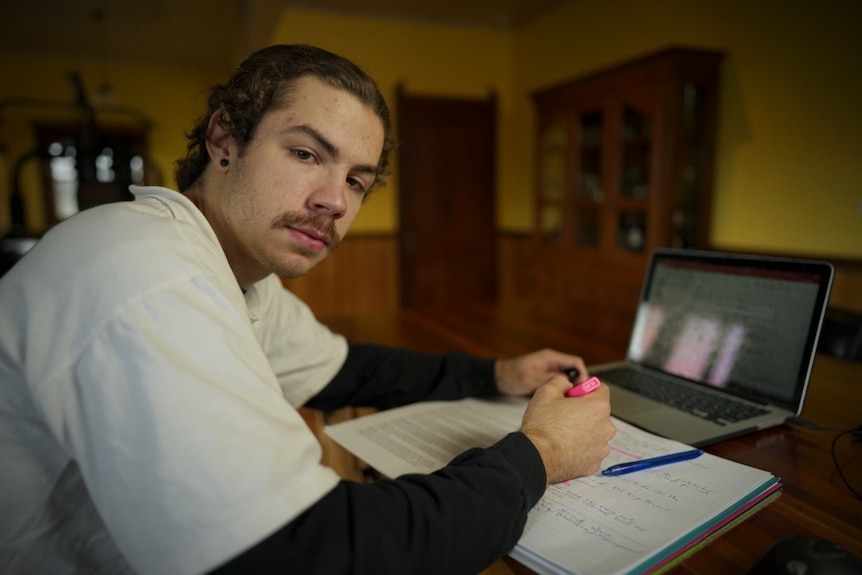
591, 248, 834, 447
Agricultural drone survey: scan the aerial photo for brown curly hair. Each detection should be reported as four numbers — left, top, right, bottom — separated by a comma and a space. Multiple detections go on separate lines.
174, 44, 393, 192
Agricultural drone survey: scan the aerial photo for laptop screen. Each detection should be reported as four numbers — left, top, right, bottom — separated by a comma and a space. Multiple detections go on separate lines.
627, 249, 833, 409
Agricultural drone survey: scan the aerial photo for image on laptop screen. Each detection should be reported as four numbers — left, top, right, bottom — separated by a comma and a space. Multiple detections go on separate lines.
627, 254, 828, 409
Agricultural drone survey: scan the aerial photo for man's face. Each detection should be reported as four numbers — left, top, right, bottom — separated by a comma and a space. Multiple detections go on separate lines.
214, 76, 384, 286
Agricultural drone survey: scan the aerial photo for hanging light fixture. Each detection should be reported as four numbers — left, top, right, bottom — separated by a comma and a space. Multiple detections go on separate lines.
91, 6, 116, 107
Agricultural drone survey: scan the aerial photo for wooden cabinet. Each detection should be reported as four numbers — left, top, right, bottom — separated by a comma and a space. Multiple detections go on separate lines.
518, 47, 723, 350
534, 46, 723, 257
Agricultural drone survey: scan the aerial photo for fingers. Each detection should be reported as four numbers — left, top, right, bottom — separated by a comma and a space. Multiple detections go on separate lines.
541, 349, 589, 382
521, 377, 614, 483
538, 373, 574, 396
496, 348, 592, 396
565, 357, 590, 383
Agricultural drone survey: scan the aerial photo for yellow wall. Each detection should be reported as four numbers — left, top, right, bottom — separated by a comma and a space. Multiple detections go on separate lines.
2, 1, 860, 259
511, 0, 862, 258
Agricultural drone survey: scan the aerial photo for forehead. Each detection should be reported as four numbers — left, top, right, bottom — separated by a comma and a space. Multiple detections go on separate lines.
265, 76, 384, 149
249, 77, 386, 171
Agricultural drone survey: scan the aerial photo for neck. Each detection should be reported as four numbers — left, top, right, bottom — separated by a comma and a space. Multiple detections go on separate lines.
185, 180, 260, 291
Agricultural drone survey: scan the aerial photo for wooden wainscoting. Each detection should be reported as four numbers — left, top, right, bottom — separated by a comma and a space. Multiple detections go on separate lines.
496, 232, 640, 354
827, 257, 862, 313
280, 233, 400, 319
280, 231, 862, 322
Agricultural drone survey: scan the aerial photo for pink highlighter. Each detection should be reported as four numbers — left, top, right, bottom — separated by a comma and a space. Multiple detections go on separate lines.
565, 375, 601, 397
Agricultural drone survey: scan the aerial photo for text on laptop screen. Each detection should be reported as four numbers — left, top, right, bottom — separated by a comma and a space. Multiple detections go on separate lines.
628, 258, 823, 404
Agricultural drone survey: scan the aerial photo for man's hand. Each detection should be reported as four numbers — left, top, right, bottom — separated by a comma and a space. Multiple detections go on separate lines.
494, 349, 589, 397
520, 375, 615, 484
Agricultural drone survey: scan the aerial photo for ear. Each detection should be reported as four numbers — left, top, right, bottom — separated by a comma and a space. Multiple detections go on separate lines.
205, 110, 233, 170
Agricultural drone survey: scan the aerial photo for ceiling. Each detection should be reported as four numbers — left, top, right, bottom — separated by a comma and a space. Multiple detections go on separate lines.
0, 0, 569, 69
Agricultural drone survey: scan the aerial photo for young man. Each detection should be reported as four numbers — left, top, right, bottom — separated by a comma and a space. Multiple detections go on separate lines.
0, 44, 615, 574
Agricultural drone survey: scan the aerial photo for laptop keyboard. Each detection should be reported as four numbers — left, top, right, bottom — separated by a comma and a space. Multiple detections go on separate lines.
601, 368, 769, 425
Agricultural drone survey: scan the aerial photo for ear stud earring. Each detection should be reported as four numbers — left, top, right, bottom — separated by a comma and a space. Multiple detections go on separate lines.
219, 159, 229, 167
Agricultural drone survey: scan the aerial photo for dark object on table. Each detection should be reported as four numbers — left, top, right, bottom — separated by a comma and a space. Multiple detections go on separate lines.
818, 307, 862, 364
749, 534, 862, 575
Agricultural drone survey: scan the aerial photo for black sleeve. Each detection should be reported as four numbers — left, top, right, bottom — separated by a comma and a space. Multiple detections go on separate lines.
305, 343, 499, 412
209, 431, 546, 575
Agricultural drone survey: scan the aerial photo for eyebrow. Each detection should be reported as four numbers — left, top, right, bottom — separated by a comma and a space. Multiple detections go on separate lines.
286, 124, 379, 177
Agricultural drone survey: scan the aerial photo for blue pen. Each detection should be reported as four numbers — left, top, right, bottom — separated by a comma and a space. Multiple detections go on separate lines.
601, 449, 704, 476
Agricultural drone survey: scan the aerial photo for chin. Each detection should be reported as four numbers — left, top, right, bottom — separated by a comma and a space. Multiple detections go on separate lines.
272, 255, 323, 279
274, 265, 311, 280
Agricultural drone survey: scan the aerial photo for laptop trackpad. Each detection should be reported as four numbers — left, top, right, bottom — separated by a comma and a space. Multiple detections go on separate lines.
610, 386, 665, 421
608, 385, 718, 445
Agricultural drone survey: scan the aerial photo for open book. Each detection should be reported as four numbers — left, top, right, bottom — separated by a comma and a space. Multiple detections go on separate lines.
325, 397, 780, 575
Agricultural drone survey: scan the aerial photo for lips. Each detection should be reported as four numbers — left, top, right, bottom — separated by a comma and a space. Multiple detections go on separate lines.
286, 224, 335, 254
273, 212, 340, 254
292, 225, 329, 245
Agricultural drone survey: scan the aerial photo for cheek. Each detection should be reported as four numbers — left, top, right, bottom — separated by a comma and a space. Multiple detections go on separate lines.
257, 172, 304, 215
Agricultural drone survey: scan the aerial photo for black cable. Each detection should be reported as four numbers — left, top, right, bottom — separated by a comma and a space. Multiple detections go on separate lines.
831, 426, 862, 500
786, 417, 862, 500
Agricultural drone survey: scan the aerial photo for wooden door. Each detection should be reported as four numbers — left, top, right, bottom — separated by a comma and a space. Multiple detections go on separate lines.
397, 89, 497, 308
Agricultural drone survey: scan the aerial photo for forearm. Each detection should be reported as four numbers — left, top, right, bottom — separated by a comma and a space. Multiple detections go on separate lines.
209, 432, 546, 575
305, 343, 498, 411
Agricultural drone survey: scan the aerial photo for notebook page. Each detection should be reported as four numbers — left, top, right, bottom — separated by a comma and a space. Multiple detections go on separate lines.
325, 397, 526, 478
513, 419, 774, 574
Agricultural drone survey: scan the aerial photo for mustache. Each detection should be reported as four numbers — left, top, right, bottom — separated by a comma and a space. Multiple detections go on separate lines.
272, 212, 340, 249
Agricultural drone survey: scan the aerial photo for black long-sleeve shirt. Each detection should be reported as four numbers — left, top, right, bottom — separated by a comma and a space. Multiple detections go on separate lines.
210, 343, 547, 575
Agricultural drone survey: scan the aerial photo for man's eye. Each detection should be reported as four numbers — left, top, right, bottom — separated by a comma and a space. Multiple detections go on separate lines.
293, 149, 314, 161
346, 177, 367, 193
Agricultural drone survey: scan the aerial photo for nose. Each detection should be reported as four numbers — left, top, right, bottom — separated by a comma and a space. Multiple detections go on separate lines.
307, 175, 347, 219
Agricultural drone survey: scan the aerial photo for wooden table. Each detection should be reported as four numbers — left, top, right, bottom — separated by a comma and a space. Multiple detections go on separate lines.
321, 305, 862, 574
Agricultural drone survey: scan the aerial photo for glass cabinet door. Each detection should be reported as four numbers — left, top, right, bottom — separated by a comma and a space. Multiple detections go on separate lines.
537, 117, 567, 241
578, 110, 603, 200
535, 89, 666, 255
620, 104, 652, 199
573, 109, 603, 247
615, 95, 657, 252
